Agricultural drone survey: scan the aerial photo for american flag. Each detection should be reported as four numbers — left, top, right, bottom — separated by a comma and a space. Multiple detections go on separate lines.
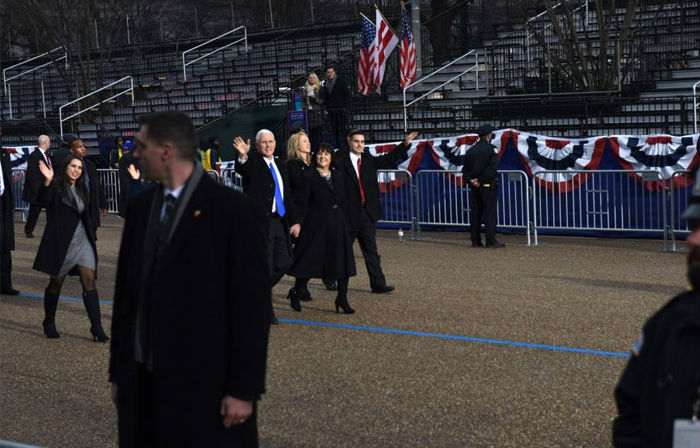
373, 8, 398, 94
357, 15, 376, 96
399, 6, 416, 89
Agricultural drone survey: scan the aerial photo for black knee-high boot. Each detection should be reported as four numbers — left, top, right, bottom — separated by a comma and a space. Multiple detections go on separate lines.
334, 278, 355, 314
42, 288, 60, 338
82, 290, 109, 342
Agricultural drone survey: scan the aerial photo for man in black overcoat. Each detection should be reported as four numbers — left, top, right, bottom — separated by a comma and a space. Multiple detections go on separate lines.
0, 148, 18, 295
69, 139, 108, 236
23, 134, 53, 238
335, 129, 418, 293
233, 129, 301, 324
109, 112, 271, 447
320, 65, 350, 148
462, 124, 504, 248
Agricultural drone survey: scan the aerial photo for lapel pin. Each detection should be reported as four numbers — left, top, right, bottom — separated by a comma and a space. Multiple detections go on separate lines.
194, 210, 201, 218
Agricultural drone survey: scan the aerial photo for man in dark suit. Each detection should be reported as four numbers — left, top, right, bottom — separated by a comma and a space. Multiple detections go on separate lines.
109, 111, 271, 447
23, 134, 53, 238
0, 148, 19, 295
462, 124, 504, 248
320, 65, 349, 148
234, 130, 301, 324
336, 129, 418, 293
69, 139, 108, 236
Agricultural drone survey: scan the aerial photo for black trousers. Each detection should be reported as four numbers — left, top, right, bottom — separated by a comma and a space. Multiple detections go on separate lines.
267, 215, 292, 287
349, 208, 386, 289
469, 186, 498, 245
327, 109, 347, 149
0, 207, 11, 290
24, 202, 42, 235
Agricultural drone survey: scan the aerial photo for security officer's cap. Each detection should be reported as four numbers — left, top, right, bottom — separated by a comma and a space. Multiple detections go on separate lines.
475, 124, 494, 137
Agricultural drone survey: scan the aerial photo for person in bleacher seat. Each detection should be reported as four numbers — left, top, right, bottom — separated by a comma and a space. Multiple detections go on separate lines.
303, 72, 324, 151
201, 136, 222, 171
117, 140, 135, 217
319, 64, 349, 149
69, 139, 108, 237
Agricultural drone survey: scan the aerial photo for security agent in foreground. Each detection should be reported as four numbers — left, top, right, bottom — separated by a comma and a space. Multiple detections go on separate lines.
612, 174, 700, 448
462, 124, 504, 248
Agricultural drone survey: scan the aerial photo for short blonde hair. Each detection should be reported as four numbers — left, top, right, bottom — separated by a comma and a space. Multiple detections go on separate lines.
304, 73, 320, 96
287, 131, 310, 162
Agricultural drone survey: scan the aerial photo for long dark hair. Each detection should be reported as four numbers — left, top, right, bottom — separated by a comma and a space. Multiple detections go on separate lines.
55, 154, 89, 201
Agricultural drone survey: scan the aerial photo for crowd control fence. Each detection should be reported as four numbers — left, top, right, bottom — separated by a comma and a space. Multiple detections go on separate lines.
10, 168, 695, 250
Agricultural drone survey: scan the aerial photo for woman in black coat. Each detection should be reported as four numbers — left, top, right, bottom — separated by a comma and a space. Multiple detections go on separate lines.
287, 143, 356, 314
33, 155, 109, 342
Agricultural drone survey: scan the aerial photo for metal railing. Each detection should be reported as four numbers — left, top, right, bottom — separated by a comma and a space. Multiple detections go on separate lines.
97, 169, 121, 213
376, 169, 414, 239
402, 49, 481, 132
219, 168, 243, 192
693, 80, 700, 134
531, 169, 667, 248
413, 170, 532, 245
10, 169, 28, 216
668, 170, 694, 251
181, 26, 247, 81
3, 47, 68, 120
59, 76, 135, 139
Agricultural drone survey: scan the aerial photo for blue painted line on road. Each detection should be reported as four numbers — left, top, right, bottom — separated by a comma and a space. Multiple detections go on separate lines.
17, 292, 113, 306
11, 293, 630, 358
278, 318, 631, 358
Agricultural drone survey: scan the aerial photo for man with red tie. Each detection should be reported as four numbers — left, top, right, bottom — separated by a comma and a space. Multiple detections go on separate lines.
334, 129, 418, 293
23, 135, 54, 238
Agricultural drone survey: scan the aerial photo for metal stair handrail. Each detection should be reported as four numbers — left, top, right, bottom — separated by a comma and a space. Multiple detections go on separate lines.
694, 80, 700, 134
402, 49, 481, 132
181, 26, 247, 81
3, 47, 68, 120
59, 76, 134, 138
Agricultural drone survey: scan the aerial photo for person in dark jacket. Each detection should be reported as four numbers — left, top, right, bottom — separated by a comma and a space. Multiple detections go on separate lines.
201, 136, 222, 171
319, 65, 349, 148
23, 135, 53, 238
0, 148, 18, 295
69, 139, 108, 236
287, 143, 356, 313
462, 124, 504, 248
117, 140, 135, 217
109, 111, 270, 447
612, 175, 700, 448
334, 129, 418, 293
33, 154, 109, 342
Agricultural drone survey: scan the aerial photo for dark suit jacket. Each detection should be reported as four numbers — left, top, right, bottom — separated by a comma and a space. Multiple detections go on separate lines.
1, 152, 15, 251
22, 148, 53, 204
234, 151, 298, 228
84, 159, 107, 230
320, 77, 349, 111
335, 142, 410, 229
32, 182, 96, 277
109, 171, 271, 447
462, 139, 498, 185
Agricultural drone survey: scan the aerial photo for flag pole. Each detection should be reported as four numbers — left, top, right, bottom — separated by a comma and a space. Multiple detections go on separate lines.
374, 4, 399, 36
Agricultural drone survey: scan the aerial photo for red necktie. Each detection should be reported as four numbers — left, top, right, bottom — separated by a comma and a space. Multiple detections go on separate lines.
357, 158, 365, 204
45, 153, 51, 167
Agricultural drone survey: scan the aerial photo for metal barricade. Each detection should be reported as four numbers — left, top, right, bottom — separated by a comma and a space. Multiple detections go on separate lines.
668, 170, 694, 251
219, 168, 243, 192
97, 169, 120, 214
205, 169, 220, 183
531, 169, 668, 249
376, 169, 415, 239
414, 170, 532, 245
10, 169, 28, 220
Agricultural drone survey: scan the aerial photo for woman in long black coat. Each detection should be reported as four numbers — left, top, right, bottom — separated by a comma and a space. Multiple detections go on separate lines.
287, 143, 356, 314
33, 155, 109, 342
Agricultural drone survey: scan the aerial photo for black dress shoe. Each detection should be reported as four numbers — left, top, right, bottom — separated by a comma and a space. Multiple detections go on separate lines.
1, 288, 20, 295
371, 285, 395, 294
324, 281, 337, 291
270, 315, 279, 325
485, 241, 505, 248
472, 242, 483, 247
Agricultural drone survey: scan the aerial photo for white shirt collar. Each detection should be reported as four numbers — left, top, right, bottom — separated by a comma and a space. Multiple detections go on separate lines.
164, 184, 185, 200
